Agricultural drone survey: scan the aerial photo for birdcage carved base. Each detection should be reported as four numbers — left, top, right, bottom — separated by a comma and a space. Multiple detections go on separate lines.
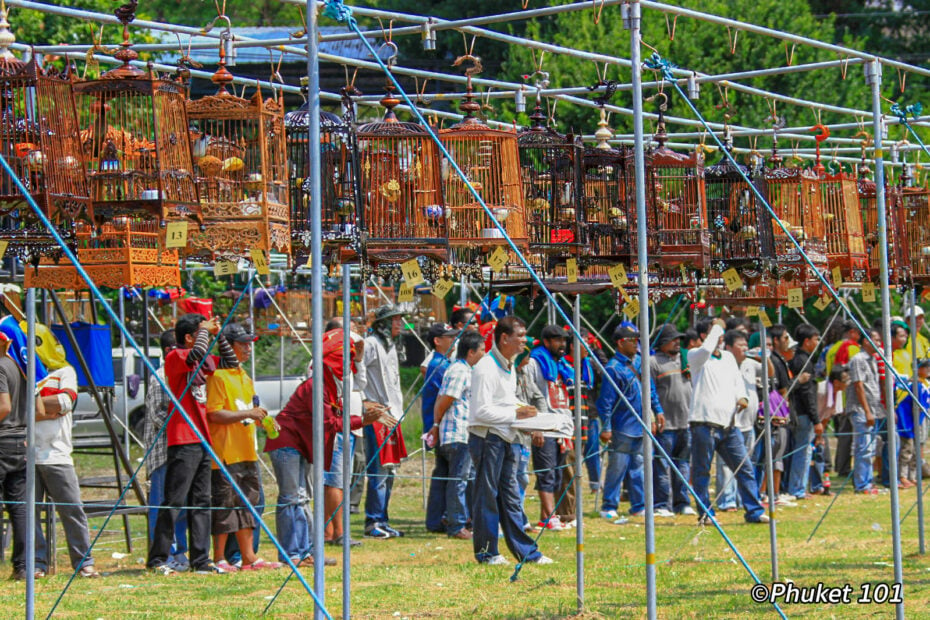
198, 198, 289, 222
24, 262, 181, 290
186, 221, 290, 255
657, 229, 711, 270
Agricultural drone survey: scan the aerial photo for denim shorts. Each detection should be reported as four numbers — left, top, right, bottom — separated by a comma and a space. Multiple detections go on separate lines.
324, 433, 355, 488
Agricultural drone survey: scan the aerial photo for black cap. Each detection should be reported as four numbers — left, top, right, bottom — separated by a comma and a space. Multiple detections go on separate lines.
653, 325, 682, 348
613, 324, 640, 342
372, 305, 404, 324
223, 322, 257, 343
427, 322, 458, 344
540, 324, 567, 341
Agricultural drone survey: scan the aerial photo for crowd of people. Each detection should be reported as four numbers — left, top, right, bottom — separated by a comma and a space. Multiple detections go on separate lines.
2, 296, 929, 579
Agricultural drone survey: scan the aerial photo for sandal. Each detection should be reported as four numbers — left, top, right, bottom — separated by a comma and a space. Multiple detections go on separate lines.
240, 559, 282, 570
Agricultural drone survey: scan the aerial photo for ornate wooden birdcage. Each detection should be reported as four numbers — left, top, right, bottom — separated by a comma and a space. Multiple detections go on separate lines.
580, 109, 658, 269
186, 43, 289, 258
440, 61, 526, 264
857, 158, 909, 283
0, 3, 91, 259
704, 145, 775, 278
356, 83, 446, 265
73, 2, 199, 228
285, 86, 360, 264
763, 147, 827, 288
647, 107, 709, 270
817, 152, 868, 282
24, 217, 180, 289
900, 166, 930, 284
518, 101, 584, 264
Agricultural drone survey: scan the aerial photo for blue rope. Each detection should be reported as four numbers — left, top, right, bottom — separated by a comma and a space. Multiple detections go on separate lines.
0, 157, 331, 618
890, 101, 930, 160
322, 4, 779, 614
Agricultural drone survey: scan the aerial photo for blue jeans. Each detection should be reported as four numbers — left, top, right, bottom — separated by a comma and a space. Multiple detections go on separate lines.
690, 424, 765, 521
363, 424, 395, 527
851, 411, 876, 491
716, 429, 754, 510
584, 418, 602, 491
426, 442, 473, 535
468, 433, 541, 563
269, 447, 311, 563
787, 415, 815, 498
324, 433, 355, 489
601, 433, 644, 514
654, 428, 691, 513
147, 464, 188, 556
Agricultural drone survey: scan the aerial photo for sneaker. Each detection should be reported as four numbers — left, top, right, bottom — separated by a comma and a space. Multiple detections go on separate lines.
599, 510, 619, 520
364, 524, 392, 539
654, 508, 675, 518
629, 510, 645, 517
381, 524, 405, 538
523, 521, 537, 533
679, 506, 696, 516
328, 535, 362, 548
166, 553, 189, 572
240, 559, 283, 570
611, 516, 630, 525
78, 565, 101, 578
530, 555, 554, 565
11, 568, 46, 580
748, 514, 771, 524
150, 564, 178, 576
561, 519, 577, 529
215, 560, 239, 573
449, 529, 473, 540
482, 554, 510, 565
297, 556, 337, 567
776, 496, 798, 507
193, 562, 227, 575
538, 516, 564, 531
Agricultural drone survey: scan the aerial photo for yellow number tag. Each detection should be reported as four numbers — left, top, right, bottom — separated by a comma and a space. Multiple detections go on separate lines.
618, 287, 632, 304
813, 293, 832, 311
745, 305, 758, 318
679, 263, 689, 283
831, 266, 843, 288
250, 248, 270, 275
623, 299, 640, 321
759, 310, 773, 328
608, 263, 629, 288
787, 287, 804, 309
432, 278, 454, 300
487, 247, 509, 273
722, 268, 743, 292
165, 221, 188, 249
401, 258, 424, 285
397, 282, 414, 303
0, 240, 8, 261
566, 258, 578, 284
862, 282, 876, 303
214, 260, 238, 277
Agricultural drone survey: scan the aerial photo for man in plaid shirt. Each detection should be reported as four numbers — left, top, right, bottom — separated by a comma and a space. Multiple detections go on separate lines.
143, 330, 188, 570
426, 331, 485, 539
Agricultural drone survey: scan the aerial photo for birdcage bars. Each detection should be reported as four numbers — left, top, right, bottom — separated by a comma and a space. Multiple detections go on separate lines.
440, 87, 526, 261
858, 160, 909, 284
285, 87, 361, 264
580, 109, 658, 270
518, 103, 584, 263
819, 164, 868, 282
0, 4, 91, 259
704, 151, 775, 278
900, 168, 930, 284
356, 84, 447, 265
72, 3, 199, 228
186, 46, 290, 259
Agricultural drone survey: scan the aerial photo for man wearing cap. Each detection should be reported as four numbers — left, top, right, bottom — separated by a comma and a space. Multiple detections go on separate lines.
469, 316, 551, 565
362, 305, 407, 538
650, 324, 694, 517
906, 305, 930, 360
525, 325, 573, 530
597, 324, 665, 522
422, 323, 458, 434
688, 319, 767, 524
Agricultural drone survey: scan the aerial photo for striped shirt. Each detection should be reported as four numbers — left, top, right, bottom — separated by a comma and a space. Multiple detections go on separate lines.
438, 359, 471, 445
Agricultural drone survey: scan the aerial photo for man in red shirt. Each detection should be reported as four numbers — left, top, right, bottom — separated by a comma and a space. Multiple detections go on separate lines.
147, 313, 239, 575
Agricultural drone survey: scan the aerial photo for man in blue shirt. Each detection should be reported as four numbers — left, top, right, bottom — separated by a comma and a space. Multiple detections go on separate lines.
597, 325, 665, 523
422, 323, 458, 432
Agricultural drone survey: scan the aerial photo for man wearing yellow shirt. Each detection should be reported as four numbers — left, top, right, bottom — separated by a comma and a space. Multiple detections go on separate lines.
825, 321, 860, 376
892, 323, 913, 380
906, 305, 930, 360
206, 323, 281, 572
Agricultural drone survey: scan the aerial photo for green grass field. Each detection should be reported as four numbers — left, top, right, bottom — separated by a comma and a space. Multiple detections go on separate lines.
4, 439, 930, 619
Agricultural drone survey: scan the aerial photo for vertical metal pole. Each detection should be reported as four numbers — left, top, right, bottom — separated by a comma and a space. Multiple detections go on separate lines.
143, 288, 150, 402
25, 288, 36, 620
911, 288, 925, 554
868, 58, 904, 619
573, 294, 585, 611
629, 3, 656, 617
119, 287, 129, 452
341, 266, 352, 619
759, 316, 779, 580
307, 0, 326, 614
279, 325, 285, 406
249, 269, 256, 380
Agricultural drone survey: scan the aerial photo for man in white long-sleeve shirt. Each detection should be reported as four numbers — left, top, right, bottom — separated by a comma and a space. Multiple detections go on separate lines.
688, 319, 768, 524
468, 316, 552, 566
